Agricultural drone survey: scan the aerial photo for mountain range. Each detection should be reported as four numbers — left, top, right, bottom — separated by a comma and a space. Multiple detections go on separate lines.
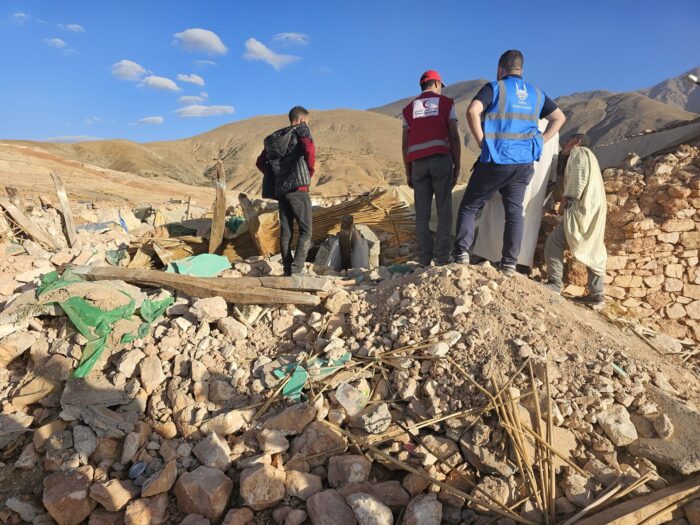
4, 68, 699, 198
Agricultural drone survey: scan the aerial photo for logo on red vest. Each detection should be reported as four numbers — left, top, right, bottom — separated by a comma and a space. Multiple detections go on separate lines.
412, 97, 439, 119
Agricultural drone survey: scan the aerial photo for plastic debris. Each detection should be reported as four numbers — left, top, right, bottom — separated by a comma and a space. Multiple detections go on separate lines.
165, 253, 231, 277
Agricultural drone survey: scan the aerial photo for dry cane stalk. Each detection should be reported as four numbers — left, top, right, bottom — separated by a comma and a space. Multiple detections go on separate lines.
320, 420, 538, 525
529, 361, 550, 524
544, 351, 556, 525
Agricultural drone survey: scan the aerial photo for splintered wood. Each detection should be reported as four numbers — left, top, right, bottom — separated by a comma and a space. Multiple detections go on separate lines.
0, 197, 57, 250
208, 159, 227, 254
50, 171, 77, 247
241, 189, 416, 257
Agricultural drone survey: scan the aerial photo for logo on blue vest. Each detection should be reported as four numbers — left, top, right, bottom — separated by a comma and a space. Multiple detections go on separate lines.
515, 82, 529, 103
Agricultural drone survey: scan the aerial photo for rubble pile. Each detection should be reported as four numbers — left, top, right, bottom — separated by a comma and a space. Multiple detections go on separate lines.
2, 155, 700, 524
2, 243, 700, 524
569, 143, 700, 344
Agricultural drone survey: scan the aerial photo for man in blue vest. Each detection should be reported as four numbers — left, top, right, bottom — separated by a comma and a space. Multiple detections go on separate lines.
454, 50, 566, 275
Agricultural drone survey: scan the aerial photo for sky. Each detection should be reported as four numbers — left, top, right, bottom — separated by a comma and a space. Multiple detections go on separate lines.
0, 0, 698, 143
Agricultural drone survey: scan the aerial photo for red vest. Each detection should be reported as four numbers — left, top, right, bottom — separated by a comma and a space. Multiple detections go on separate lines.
402, 92, 454, 162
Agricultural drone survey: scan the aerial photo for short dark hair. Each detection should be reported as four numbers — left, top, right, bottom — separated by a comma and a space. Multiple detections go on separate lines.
498, 50, 524, 72
288, 106, 309, 123
420, 79, 439, 91
567, 133, 592, 148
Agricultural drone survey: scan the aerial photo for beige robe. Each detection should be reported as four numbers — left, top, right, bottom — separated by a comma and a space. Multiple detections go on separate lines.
563, 146, 607, 275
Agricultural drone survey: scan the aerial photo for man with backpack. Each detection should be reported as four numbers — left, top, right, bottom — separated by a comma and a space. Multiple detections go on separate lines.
256, 106, 315, 276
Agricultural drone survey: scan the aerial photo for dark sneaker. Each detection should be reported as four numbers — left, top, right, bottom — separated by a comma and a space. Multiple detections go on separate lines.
573, 294, 604, 306
574, 294, 605, 305
454, 252, 470, 265
435, 256, 453, 266
498, 263, 517, 277
542, 282, 561, 294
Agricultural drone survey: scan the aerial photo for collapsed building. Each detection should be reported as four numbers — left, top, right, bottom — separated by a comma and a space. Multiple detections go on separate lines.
0, 145, 699, 525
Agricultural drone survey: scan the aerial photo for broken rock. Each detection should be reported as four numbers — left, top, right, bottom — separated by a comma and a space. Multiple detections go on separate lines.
191, 297, 228, 323
43, 468, 96, 525
90, 479, 140, 512
239, 465, 286, 510
174, 466, 233, 521
285, 470, 322, 501
597, 403, 638, 446
193, 432, 231, 470
346, 492, 393, 525
124, 494, 168, 525
141, 459, 177, 497
221, 507, 254, 525
327, 455, 372, 488
404, 493, 442, 525
306, 489, 357, 525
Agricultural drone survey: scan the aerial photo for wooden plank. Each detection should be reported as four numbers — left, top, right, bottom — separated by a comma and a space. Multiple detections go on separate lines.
75, 265, 330, 292
576, 475, 700, 525
152, 241, 174, 265
208, 159, 227, 254
0, 197, 57, 250
49, 172, 78, 247
71, 266, 321, 305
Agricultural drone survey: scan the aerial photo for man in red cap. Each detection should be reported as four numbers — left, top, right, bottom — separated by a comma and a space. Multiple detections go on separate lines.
402, 70, 461, 266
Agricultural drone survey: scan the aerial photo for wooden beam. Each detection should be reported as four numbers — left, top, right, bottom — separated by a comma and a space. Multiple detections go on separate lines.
575, 475, 700, 525
208, 159, 227, 254
71, 266, 321, 305
50, 172, 77, 247
0, 197, 57, 250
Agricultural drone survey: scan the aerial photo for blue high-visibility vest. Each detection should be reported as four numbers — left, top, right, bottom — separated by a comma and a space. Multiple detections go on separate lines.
480, 76, 544, 164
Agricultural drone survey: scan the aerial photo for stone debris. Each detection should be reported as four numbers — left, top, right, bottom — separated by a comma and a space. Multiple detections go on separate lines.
1, 173, 700, 525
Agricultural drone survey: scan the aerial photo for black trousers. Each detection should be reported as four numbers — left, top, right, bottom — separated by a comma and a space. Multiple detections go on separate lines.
278, 190, 312, 275
454, 162, 534, 266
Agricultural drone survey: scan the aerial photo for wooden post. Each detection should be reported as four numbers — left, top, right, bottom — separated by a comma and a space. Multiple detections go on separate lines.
49, 172, 77, 247
185, 195, 192, 221
208, 159, 227, 254
338, 214, 354, 270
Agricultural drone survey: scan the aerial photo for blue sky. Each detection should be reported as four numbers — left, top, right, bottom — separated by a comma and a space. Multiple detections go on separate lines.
0, 1, 698, 143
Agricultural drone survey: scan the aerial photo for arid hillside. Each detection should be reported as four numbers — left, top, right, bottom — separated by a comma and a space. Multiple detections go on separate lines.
7, 109, 476, 197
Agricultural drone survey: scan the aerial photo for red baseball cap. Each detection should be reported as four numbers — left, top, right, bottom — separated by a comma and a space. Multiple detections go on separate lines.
420, 70, 445, 87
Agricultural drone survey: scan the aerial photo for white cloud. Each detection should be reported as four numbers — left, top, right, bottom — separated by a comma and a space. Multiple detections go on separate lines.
272, 32, 310, 46
173, 28, 227, 55
195, 60, 217, 67
137, 116, 165, 125
179, 95, 204, 105
44, 38, 68, 49
112, 59, 146, 81
84, 116, 102, 125
44, 135, 102, 143
13, 13, 29, 24
177, 73, 205, 86
66, 23, 85, 33
141, 75, 181, 92
243, 38, 300, 71
175, 104, 234, 118
199, 91, 209, 98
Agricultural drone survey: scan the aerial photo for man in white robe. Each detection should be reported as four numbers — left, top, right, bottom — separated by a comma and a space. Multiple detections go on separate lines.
471, 120, 559, 268
545, 134, 607, 304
